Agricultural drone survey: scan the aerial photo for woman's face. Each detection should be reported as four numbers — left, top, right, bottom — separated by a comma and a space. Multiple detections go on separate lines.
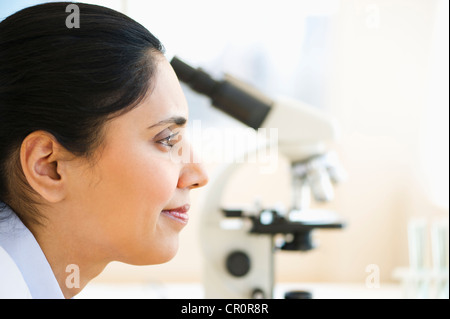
66, 56, 208, 265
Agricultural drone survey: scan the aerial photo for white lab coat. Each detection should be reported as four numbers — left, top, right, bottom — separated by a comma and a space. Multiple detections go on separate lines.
0, 246, 31, 298
0, 203, 64, 299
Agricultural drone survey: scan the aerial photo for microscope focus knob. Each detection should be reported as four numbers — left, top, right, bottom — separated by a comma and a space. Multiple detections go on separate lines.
226, 251, 251, 277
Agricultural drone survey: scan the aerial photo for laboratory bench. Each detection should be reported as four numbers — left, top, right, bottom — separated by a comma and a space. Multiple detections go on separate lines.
76, 282, 404, 299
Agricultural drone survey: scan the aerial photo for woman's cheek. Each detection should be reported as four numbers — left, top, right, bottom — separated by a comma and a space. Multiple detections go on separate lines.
144, 159, 180, 203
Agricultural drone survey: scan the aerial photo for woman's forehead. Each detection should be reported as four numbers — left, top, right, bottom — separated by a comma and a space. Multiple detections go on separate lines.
142, 58, 189, 122
106, 59, 189, 130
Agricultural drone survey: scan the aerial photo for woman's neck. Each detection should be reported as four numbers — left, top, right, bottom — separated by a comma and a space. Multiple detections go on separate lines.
28, 209, 110, 299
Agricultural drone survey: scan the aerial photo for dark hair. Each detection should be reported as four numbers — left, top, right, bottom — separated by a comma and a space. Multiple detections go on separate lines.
0, 2, 164, 224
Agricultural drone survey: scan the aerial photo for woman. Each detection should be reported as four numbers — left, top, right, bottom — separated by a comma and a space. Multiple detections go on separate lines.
0, 2, 208, 298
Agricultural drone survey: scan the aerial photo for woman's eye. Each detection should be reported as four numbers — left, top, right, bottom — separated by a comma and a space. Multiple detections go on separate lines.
156, 131, 180, 148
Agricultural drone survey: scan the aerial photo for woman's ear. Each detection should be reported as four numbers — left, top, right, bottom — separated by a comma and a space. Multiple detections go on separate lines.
20, 131, 71, 203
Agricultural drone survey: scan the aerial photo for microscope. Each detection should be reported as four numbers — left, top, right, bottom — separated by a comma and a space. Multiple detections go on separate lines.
171, 57, 345, 299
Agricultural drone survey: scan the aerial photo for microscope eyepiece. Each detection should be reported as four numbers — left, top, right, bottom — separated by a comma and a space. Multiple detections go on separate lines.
171, 56, 273, 130
171, 57, 217, 96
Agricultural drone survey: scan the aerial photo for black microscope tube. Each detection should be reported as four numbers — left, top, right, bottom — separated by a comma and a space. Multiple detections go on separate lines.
171, 57, 272, 130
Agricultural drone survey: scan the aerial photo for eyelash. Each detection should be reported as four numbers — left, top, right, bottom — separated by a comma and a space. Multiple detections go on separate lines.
157, 132, 180, 148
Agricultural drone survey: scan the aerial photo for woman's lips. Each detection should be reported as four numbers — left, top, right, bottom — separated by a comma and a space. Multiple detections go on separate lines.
161, 204, 190, 224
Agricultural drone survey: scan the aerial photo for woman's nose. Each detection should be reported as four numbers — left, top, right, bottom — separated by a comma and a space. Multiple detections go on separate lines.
177, 146, 209, 189
178, 161, 209, 189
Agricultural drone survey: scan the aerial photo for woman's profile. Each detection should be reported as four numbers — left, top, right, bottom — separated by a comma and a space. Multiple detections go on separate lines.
0, 2, 208, 298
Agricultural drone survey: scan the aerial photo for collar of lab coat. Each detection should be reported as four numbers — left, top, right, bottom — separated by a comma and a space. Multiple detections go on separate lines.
0, 203, 64, 299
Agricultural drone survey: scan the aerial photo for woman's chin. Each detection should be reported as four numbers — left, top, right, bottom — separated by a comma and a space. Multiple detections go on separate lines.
122, 240, 180, 266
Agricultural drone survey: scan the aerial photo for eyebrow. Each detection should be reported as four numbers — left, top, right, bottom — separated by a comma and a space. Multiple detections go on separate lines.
148, 116, 187, 129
